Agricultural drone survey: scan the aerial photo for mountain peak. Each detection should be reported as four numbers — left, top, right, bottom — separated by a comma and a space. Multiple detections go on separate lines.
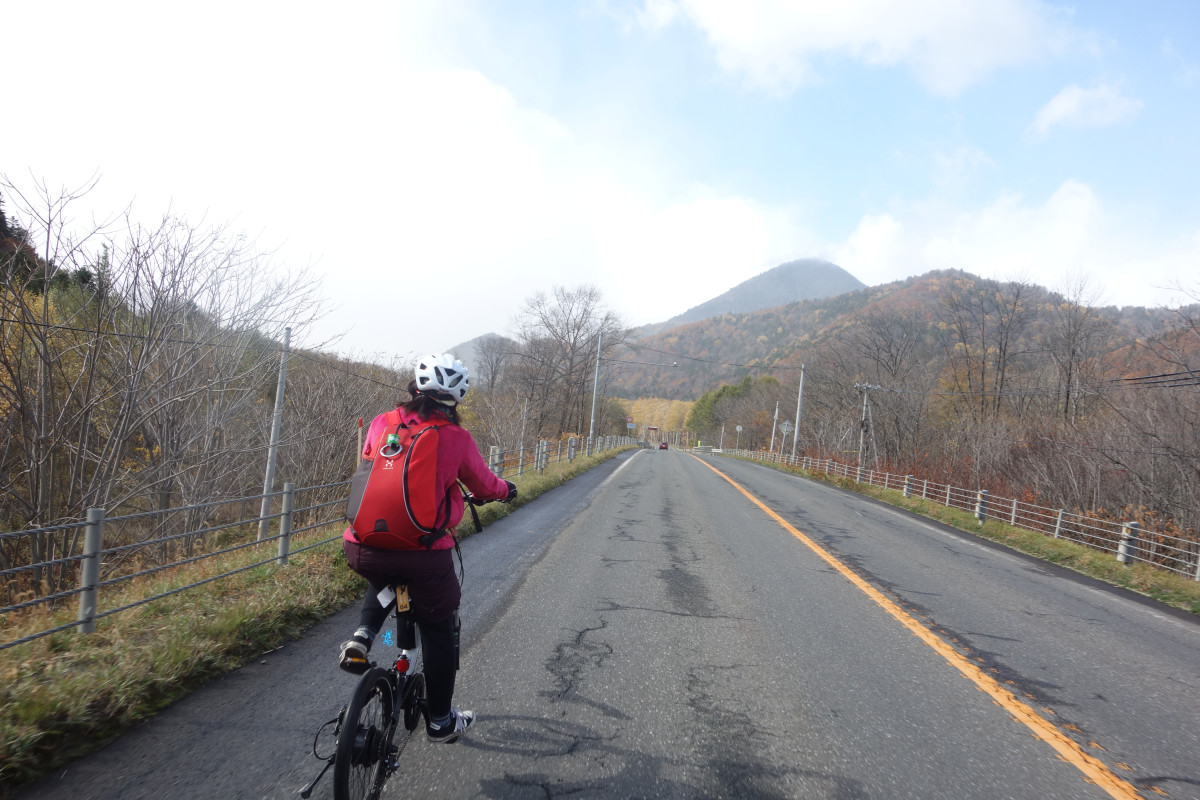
659, 259, 864, 329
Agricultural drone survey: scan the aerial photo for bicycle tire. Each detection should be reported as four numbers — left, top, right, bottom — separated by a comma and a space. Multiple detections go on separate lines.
402, 671, 427, 732
333, 667, 396, 800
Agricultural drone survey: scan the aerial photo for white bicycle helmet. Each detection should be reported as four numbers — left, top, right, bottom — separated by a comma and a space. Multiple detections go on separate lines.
415, 353, 470, 405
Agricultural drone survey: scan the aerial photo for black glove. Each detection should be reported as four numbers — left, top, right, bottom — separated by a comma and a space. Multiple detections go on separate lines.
503, 480, 518, 503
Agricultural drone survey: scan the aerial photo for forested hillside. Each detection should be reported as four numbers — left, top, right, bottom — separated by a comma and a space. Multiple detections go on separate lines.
616, 271, 1190, 401
635, 269, 1199, 537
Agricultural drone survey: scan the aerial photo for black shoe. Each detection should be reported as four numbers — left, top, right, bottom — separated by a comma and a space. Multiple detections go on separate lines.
426, 707, 475, 743
338, 638, 370, 674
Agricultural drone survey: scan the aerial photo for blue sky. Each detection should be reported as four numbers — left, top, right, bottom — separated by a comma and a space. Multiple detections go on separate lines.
6, 1, 1199, 362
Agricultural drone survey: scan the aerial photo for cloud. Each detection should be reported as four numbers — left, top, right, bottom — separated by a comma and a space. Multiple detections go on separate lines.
830, 181, 1196, 308
305, 62, 816, 354
1028, 84, 1143, 138
633, 0, 1079, 95
1162, 38, 1200, 87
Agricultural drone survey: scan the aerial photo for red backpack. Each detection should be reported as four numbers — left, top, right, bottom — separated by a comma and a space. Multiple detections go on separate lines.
345, 409, 454, 550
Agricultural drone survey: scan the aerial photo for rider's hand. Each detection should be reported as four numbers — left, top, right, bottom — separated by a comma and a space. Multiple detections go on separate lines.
503, 480, 517, 503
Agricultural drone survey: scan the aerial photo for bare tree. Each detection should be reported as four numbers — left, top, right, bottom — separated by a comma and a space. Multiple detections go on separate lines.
1043, 275, 1113, 423
511, 285, 627, 438
473, 333, 513, 391
0, 179, 327, 594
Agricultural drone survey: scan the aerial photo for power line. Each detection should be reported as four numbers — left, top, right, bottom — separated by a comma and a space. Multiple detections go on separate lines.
1108, 369, 1200, 388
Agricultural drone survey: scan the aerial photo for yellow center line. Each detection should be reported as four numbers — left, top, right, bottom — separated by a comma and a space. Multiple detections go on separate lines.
690, 455, 1144, 800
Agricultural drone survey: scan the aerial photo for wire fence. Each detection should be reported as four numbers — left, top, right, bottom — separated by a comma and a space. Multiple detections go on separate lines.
715, 447, 1200, 582
0, 435, 636, 651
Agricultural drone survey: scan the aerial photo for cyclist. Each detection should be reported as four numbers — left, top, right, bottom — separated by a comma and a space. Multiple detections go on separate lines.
340, 353, 516, 743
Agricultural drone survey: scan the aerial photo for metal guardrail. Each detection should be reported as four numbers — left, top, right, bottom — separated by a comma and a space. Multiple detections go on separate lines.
0, 482, 350, 651
487, 434, 636, 477
0, 435, 638, 651
715, 448, 1200, 582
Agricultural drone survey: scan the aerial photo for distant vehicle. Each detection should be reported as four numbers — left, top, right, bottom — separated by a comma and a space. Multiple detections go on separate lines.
659, 442, 668, 450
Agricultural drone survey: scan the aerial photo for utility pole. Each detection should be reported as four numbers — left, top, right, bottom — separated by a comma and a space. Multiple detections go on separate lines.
769, 401, 779, 451
259, 327, 290, 540
587, 329, 602, 449
855, 382, 882, 470
791, 363, 805, 459
858, 386, 867, 469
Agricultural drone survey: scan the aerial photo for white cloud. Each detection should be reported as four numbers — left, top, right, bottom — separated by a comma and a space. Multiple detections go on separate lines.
829, 213, 908, 287
635, 0, 1078, 95
1028, 84, 1144, 138
830, 181, 1195, 308
308, 63, 816, 353
1162, 38, 1200, 87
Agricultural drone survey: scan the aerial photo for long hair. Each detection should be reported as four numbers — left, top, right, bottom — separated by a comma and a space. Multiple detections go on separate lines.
401, 380, 461, 425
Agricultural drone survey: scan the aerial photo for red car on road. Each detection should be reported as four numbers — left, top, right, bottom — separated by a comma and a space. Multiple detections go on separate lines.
659, 442, 668, 450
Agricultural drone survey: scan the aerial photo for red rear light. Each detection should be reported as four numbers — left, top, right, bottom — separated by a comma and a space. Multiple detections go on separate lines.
394, 655, 410, 674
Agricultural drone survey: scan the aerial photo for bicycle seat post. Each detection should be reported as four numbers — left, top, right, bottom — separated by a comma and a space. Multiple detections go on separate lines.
393, 584, 418, 671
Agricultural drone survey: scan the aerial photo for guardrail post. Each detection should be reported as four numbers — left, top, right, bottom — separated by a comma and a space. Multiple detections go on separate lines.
1117, 521, 1139, 566
922, 479, 928, 499
904, 475, 912, 498
568, 438, 576, 461
489, 446, 503, 478
975, 489, 989, 525
557, 440, 563, 464
78, 508, 104, 634
277, 482, 294, 566
1010, 497, 1019, 526
945, 484, 952, 506
1053, 509, 1064, 539
856, 467, 864, 482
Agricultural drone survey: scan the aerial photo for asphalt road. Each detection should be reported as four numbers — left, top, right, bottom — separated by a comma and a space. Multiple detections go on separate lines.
17, 449, 1200, 799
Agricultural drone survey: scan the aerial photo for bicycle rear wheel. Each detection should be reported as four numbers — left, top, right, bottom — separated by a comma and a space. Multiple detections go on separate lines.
333, 667, 396, 800
402, 671, 427, 732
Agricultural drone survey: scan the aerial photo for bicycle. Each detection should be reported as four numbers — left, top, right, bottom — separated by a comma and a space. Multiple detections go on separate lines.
301, 584, 430, 800
302, 489, 490, 800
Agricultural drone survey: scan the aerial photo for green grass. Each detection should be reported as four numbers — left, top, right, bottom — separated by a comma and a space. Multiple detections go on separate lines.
728, 454, 1200, 616
0, 446, 634, 796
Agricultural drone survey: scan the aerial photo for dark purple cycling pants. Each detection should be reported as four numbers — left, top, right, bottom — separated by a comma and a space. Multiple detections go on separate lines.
343, 539, 461, 719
